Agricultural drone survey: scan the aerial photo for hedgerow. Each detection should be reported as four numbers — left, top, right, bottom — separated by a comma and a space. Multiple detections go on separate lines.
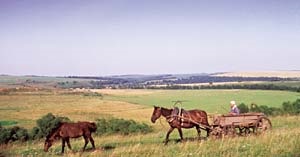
238, 99, 300, 116
95, 118, 153, 135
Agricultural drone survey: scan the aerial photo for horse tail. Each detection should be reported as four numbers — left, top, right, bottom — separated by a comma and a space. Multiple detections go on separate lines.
88, 122, 97, 132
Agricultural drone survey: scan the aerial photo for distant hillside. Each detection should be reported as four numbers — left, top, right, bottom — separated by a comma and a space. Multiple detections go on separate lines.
1, 72, 299, 90
213, 71, 300, 78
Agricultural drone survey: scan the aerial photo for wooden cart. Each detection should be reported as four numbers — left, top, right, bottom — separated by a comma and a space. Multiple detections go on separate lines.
210, 113, 272, 138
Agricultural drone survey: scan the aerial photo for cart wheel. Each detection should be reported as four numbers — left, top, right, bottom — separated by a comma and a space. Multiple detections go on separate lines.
211, 126, 223, 139
225, 125, 236, 137
239, 127, 252, 136
255, 117, 272, 134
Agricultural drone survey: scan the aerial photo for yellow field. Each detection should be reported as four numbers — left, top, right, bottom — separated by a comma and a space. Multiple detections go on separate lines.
0, 94, 151, 129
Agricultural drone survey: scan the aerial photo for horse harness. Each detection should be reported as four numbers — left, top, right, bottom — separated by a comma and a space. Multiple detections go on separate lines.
166, 107, 192, 126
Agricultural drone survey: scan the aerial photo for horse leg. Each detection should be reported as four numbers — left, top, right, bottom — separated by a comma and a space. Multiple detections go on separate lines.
61, 138, 66, 154
82, 136, 89, 151
195, 125, 201, 139
89, 135, 95, 149
206, 128, 210, 137
66, 138, 72, 151
165, 127, 174, 145
177, 128, 184, 141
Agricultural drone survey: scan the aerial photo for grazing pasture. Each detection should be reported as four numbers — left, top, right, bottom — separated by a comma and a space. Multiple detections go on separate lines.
0, 89, 299, 156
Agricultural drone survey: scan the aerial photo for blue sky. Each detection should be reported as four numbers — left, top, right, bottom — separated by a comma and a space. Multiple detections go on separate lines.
1, 0, 299, 76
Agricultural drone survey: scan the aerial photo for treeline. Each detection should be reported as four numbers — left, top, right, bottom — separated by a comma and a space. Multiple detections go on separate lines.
0, 113, 152, 144
56, 75, 298, 89
57, 82, 300, 93
238, 99, 300, 116
161, 76, 289, 84
146, 84, 300, 92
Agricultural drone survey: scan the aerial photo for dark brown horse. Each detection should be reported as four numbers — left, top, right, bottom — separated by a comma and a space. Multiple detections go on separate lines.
44, 121, 97, 153
151, 106, 210, 144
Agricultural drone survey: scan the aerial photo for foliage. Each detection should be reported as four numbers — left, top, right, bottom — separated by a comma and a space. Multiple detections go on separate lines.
0, 126, 10, 144
95, 118, 153, 135
34, 113, 70, 139
237, 99, 300, 116
237, 103, 249, 113
0, 126, 29, 144
282, 99, 300, 115
83, 92, 103, 98
150, 84, 300, 92
29, 126, 43, 140
0, 113, 71, 144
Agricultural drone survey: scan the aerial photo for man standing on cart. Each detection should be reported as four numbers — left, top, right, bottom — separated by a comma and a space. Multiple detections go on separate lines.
229, 100, 240, 115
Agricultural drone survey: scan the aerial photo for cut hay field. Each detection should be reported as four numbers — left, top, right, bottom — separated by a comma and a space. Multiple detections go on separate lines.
0, 89, 300, 156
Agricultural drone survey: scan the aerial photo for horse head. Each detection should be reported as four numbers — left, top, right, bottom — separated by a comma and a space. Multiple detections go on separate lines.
151, 106, 162, 123
44, 125, 61, 152
44, 135, 54, 152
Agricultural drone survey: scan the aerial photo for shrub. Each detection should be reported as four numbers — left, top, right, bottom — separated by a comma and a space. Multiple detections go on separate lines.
29, 127, 43, 140
0, 126, 29, 144
238, 103, 249, 113
9, 126, 29, 142
293, 99, 300, 114
83, 92, 103, 98
0, 127, 10, 144
282, 99, 300, 115
258, 105, 274, 116
35, 113, 70, 138
249, 103, 261, 112
95, 118, 153, 135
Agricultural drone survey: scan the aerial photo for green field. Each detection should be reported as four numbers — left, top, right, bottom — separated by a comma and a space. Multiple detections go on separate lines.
0, 89, 300, 156
103, 89, 300, 113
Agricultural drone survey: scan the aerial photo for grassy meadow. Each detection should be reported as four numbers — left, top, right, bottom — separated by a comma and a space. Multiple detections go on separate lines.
0, 89, 300, 156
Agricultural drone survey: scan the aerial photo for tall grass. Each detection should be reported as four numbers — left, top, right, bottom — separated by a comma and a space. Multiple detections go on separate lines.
1, 116, 299, 156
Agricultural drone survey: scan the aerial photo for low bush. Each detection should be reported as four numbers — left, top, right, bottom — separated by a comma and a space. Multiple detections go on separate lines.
29, 126, 43, 140
237, 99, 300, 116
0, 126, 10, 144
83, 92, 103, 98
95, 118, 153, 135
238, 103, 249, 113
0, 126, 29, 144
282, 99, 300, 115
0, 113, 71, 144
34, 113, 70, 139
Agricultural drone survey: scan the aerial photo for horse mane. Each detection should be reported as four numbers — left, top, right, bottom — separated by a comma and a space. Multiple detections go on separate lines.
46, 122, 64, 139
160, 107, 173, 117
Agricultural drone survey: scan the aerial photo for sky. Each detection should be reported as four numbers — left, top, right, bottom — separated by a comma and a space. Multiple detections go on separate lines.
1, 0, 300, 76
